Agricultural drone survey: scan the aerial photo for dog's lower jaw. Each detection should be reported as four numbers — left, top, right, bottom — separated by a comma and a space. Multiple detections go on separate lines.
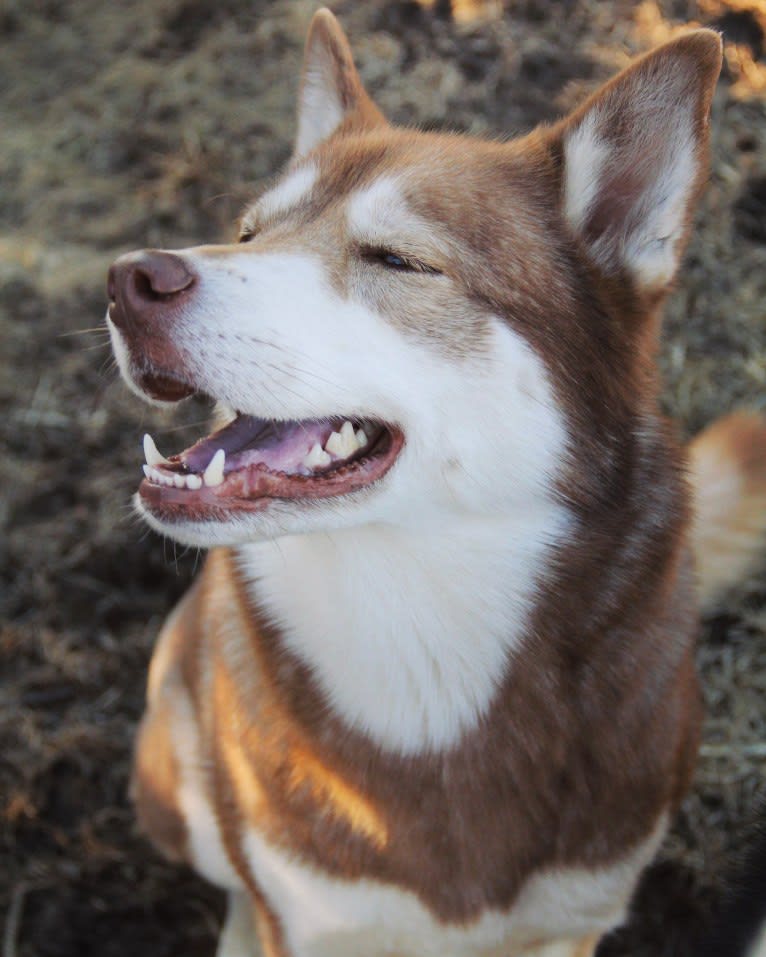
132, 477, 402, 550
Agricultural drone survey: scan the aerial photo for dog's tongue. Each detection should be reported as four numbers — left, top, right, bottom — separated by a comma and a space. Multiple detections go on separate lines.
179, 414, 330, 475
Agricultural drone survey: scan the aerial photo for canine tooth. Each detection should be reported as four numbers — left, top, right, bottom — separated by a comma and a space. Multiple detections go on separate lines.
325, 431, 343, 456
186, 474, 202, 490
143, 433, 171, 467
326, 423, 358, 458
355, 428, 368, 447
173, 474, 187, 488
203, 449, 225, 487
143, 464, 151, 479
304, 443, 331, 470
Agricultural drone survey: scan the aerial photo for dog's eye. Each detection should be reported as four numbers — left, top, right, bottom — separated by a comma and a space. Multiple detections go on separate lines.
238, 222, 261, 243
364, 247, 441, 275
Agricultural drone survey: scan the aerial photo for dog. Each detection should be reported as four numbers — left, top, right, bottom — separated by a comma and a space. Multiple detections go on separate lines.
106, 10, 766, 956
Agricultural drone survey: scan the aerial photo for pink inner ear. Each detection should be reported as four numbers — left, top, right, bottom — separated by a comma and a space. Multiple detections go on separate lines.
563, 101, 700, 285
583, 162, 650, 248
559, 31, 721, 286
582, 134, 667, 250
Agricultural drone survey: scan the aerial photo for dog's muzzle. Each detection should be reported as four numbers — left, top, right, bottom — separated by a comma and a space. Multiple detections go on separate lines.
107, 249, 198, 401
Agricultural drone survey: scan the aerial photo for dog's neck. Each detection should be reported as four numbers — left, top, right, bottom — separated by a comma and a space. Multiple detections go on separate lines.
237, 503, 567, 755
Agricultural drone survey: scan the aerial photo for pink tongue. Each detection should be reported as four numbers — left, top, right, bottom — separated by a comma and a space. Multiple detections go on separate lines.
179, 415, 331, 475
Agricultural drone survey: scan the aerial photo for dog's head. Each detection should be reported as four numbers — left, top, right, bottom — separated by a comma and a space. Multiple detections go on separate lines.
107, 10, 721, 548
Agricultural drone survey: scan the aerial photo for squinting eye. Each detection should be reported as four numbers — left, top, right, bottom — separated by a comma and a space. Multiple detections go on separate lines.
364, 247, 441, 275
238, 224, 260, 243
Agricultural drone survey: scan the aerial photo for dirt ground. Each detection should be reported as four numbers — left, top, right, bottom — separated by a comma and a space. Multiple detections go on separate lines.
1, 0, 766, 954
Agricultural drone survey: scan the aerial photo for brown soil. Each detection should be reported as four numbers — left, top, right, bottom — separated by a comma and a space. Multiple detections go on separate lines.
1, 1, 765, 955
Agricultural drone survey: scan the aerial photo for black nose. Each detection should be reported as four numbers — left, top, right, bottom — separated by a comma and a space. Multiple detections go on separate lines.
107, 249, 196, 332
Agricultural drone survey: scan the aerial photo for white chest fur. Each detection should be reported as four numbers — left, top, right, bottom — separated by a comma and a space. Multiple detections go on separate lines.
237, 508, 567, 755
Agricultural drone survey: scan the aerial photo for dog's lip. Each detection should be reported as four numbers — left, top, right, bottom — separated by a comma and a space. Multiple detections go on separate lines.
137, 369, 197, 402
137, 419, 405, 521
108, 301, 199, 402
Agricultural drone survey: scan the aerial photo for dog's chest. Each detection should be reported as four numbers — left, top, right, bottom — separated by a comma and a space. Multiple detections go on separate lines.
141, 549, 682, 956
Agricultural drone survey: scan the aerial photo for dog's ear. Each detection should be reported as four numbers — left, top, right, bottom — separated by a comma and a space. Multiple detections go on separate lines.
295, 8, 386, 157
552, 30, 722, 294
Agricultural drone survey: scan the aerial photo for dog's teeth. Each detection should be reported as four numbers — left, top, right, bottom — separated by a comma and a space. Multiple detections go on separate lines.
143, 464, 191, 488
143, 433, 171, 468
148, 467, 173, 487
325, 431, 343, 456
326, 422, 359, 458
355, 428, 368, 448
203, 449, 226, 487
304, 443, 331, 470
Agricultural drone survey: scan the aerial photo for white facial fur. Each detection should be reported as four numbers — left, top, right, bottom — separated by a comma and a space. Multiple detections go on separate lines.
242, 164, 319, 232
346, 176, 449, 259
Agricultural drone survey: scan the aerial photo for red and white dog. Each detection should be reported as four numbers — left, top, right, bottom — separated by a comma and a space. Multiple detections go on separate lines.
106, 11, 766, 956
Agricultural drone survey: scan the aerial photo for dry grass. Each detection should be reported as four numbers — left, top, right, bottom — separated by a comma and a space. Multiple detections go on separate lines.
1, 1, 765, 954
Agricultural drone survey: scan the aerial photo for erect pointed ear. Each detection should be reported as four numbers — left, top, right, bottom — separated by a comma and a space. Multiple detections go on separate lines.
553, 30, 722, 294
294, 8, 386, 158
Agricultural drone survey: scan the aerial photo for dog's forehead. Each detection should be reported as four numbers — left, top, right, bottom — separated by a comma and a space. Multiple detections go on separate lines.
315, 132, 539, 215
248, 131, 546, 245
256, 164, 320, 223
344, 175, 440, 247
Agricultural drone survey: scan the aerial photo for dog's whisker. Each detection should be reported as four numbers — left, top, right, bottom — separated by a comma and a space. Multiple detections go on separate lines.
58, 326, 111, 337
256, 370, 310, 434
98, 356, 118, 377
252, 336, 351, 381
274, 361, 353, 397
81, 342, 111, 352
156, 419, 218, 435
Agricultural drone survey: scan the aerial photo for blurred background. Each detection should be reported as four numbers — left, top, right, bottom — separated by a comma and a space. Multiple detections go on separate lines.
1, 1, 765, 954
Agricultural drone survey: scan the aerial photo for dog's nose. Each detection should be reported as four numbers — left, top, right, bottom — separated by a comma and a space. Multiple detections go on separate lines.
108, 250, 196, 332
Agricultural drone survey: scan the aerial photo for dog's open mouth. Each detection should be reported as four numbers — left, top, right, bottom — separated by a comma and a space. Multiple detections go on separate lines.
138, 412, 405, 519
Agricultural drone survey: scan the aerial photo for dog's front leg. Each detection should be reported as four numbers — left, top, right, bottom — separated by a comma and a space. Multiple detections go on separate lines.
525, 935, 600, 957
216, 893, 258, 957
